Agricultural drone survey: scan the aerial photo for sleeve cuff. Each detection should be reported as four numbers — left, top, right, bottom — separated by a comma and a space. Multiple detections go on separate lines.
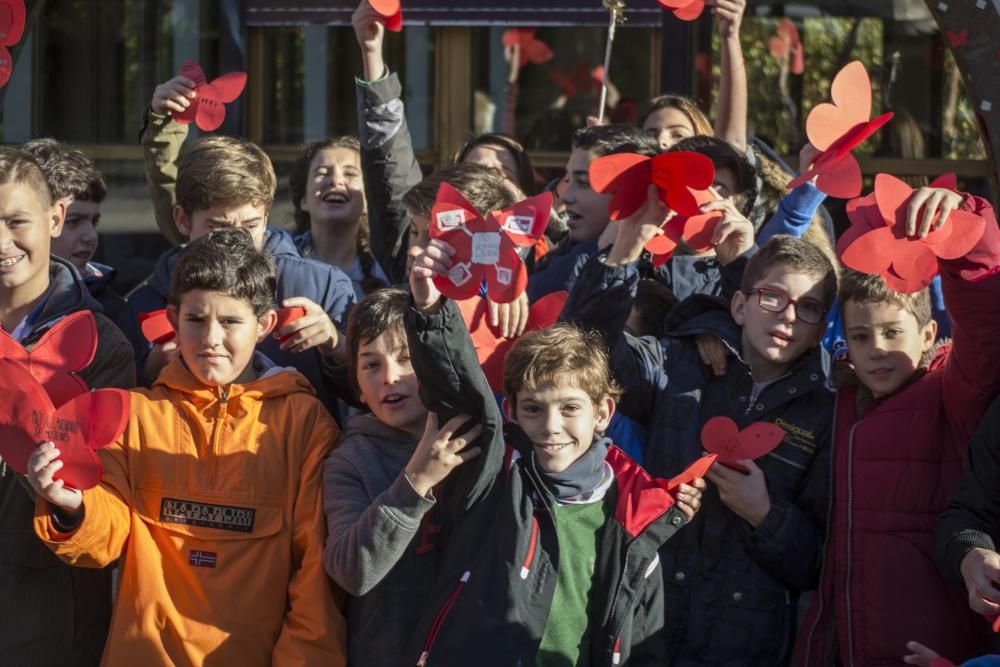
945, 529, 997, 578
356, 70, 402, 106
382, 471, 436, 527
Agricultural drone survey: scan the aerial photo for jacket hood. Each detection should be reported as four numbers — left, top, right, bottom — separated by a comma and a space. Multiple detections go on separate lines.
342, 413, 418, 448
153, 351, 314, 407
33, 256, 104, 333
263, 227, 301, 258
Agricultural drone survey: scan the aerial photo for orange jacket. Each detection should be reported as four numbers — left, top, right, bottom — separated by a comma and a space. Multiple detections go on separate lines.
34, 357, 347, 667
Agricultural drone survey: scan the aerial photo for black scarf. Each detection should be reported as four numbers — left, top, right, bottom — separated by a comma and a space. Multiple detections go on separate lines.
534, 436, 610, 501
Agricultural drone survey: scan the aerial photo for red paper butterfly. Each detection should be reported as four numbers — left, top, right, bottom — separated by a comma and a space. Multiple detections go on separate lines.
701, 416, 786, 473
370, 0, 403, 32
657, 0, 705, 21
0, 0, 25, 88
837, 174, 985, 294
768, 18, 804, 75
430, 183, 552, 304
664, 452, 718, 492
457, 291, 567, 393
173, 61, 247, 132
502, 28, 554, 68
549, 60, 596, 99
788, 61, 894, 199
0, 310, 97, 407
0, 358, 129, 490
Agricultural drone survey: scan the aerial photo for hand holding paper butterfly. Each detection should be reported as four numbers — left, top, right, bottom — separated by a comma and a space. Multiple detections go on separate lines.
906, 186, 964, 239
277, 298, 342, 361
675, 477, 707, 520
709, 0, 746, 38
408, 238, 453, 312
151, 75, 198, 116
704, 196, 755, 266
707, 459, 771, 527
604, 185, 673, 266
27, 441, 83, 514
353, 0, 388, 81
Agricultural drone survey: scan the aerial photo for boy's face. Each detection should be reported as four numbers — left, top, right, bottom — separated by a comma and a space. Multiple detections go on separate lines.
356, 330, 427, 438
843, 299, 937, 399
642, 107, 696, 151
167, 289, 275, 387
174, 202, 269, 250
301, 147, 365, 227
0, 181, 63, 295
562, 148, 612, 244
51, 199, 100, 272
505, 380, 614, 474
731, 265, 827, 381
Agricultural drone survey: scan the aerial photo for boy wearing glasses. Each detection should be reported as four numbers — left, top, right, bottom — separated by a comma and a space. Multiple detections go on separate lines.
562, 187, 837, 666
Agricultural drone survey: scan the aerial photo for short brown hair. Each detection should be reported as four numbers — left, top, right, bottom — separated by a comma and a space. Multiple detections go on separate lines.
839, 269, 932, 327
503, 323, 622, 409
21, 138, 106, 203
403, 162, 522, 218
0, 147, 52, 208
176, 136, 276, 215
345, 287, 410, 396
741, 235, 839, 310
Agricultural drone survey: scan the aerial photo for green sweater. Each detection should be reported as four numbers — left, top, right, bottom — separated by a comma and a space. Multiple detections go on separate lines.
536, 499, 609, 666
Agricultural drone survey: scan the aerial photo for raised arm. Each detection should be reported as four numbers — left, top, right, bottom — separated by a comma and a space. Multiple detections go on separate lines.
711, 0, 748, 152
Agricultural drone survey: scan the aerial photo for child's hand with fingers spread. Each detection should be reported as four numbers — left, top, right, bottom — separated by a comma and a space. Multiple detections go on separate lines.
488, 292, 529, 339
706, 198, 755, 265
408, 239, 455, 312
26, 442, 83, 514
151, 76, 198, 116
675, 477, 706, 521
903, 641, 947, 666
277, 297, 342, 360
907, 187, 964, 239
404, 413, 484, 498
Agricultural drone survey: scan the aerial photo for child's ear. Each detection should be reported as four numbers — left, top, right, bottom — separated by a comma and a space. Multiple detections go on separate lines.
502, 397, 515, 422
174, 205, 193, 239
166, 304, 179, 331
49, 198, 67, 238
921, 318, 938, 352
596, 396, 616, 433
730, 290, 748, 326
256, 309, 278, 343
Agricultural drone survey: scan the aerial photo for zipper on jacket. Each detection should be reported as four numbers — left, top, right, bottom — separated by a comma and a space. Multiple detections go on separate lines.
207, 385, 230, 486
520, 515, 540, 579
416, 571, 470, 666
611, 635, 622, 665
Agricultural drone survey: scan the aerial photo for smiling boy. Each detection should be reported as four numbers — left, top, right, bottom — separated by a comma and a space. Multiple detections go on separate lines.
28, 228, 346, 667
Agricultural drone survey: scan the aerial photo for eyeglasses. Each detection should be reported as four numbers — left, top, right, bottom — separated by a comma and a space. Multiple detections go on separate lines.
745, 287, 826, 325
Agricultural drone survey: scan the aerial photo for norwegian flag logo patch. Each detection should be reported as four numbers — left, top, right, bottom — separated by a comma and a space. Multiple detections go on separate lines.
188, 550, 218, 568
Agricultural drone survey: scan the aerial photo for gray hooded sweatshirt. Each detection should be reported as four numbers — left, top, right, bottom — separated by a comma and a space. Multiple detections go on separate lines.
322, 414, 443, 666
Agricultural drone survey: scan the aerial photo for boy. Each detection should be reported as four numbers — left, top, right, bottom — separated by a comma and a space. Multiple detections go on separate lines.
0, 148, 134, 666
322, 287, 482, 665
561, 187, 837, 665
22, 138, 126, 320
796, 186, 1000, 666
400, 238, 704, 665
120, 130, 356, 418
28, 228, 346, 667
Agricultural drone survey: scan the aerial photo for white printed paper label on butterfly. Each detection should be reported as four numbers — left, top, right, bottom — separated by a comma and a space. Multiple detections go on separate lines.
436, 209, 467, 231
471, 232, 502, 265
448, 262, 474, 287
501, 214, 536, 237
496, 265, 513, 286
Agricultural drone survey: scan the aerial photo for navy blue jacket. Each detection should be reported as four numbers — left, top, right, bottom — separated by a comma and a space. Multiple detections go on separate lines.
526, 236, 600, 303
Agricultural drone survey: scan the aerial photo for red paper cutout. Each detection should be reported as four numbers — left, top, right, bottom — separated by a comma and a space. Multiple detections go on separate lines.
0, 310, 97, 407
700, 416, 785, 473
768, 18, 804, 75
548, 60, 596, 98
0, 358, 129, 490
664, 453, 718, 492
657, 0, 705, 21
370, 0, 403, 32
947, 29, 969, 49
502, 28, 553, 68
429, 183, 551, 304
789, 61, 894, 199
930, 172, 958, 190
139, 309, 175, 346
838, 174, 986, 293
457, 291, 567, 393
274, 306, 307, 344
173, 61, 247, 132
0, 0, 25, 88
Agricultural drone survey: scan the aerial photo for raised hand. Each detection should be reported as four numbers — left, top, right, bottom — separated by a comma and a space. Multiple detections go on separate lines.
151, 75, 197, 116
404, 413, 483, 498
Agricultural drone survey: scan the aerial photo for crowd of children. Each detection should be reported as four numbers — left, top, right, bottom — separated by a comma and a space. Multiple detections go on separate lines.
2, 0, 1000, 665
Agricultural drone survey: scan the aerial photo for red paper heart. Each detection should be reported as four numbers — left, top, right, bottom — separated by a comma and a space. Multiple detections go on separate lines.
0, 310, 97, 407
548, 60, 596, 99
664, 453, 717, 492
700, 416, 785, 473
370, 0, 403, 32
589, 151, 715, 221
839, 174, 986, 293
274, 306, 308, 344
430, 184, 551, 304
0, 358, 129, 490
657, 0, 705, 21
502, 28, 553, 67
173, 61, 247, 132
789, 61, 894, 199
0, 0, 26, 46
139, 309, 175, 346
457, 291, 567, 393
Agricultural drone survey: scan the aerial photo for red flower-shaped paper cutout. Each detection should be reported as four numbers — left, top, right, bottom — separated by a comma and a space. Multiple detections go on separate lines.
768, 18, 804, 75
173, 61, 247, 132
701, 416, 785, 473
549, 60, 595, 98
838, 174, 985, 293
664, 452, 718, 492
370, 0, 403, 32
0, 0, 25, 88
657, 0, 705, 21
502, 28, 553, 68
430, 183, 552, 304
0, 310, 97, 407
457, 291, 567, 393
140, 309, 175, 346
0, 358, 129, 490
789, 61, 894, 199
274, 306, 307, 344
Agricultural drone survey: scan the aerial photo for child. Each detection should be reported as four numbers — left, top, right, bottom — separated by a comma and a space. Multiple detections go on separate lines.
322, 287, 482, 665
0, 147, 134, 666
21, 138, 126, 320
796, 186, 1000, 666
399, 239, 704, 665
123, 127, 356, 418
562, 187, 838, 666
28, 228, 346, 667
